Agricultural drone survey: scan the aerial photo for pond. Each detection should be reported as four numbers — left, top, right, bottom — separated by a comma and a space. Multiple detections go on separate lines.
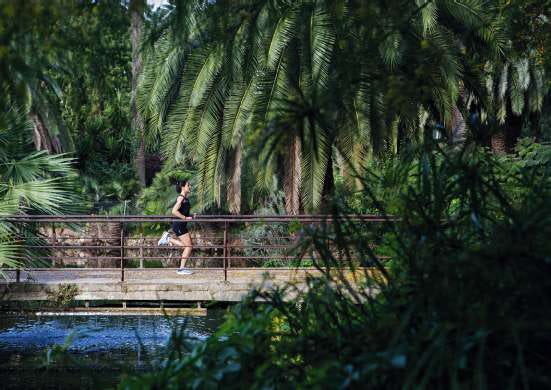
0, 310, 225, 389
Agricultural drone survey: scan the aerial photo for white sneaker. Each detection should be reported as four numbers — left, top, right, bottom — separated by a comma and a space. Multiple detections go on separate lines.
176, 268, 194, 275
158, 231, 170, 245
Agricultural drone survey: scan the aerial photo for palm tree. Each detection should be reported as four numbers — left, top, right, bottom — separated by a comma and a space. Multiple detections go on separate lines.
0, 105, 81, 269
130, 0, 148, 187
0, 2, 75, 155
138, 0, 505, 213
483, 56, 547, 153
3, 48, 75, 155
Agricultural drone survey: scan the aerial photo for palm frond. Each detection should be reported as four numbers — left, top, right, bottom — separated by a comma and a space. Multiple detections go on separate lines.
417, 0, 438, 36
163, 45, 224, 166
222, 76, 257, 149
266, 7, 299, 70
510, 62, 525, 116
301, 120, 332, 211
1, 151, 76, 184
528, 64, 546, 113
310, 3, 335, 90
194, 78, 227, 208
379, 32, 403, 70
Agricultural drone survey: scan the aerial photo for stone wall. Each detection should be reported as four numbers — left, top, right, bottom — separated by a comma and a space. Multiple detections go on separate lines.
40, 223, 249, 268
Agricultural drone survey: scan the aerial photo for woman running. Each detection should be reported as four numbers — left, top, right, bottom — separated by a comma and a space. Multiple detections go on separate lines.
158, 179, 194, 275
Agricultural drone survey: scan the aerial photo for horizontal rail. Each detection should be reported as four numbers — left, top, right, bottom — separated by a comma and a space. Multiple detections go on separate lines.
2, 267, 371, 271
45, 235, 295, 239
49, 236, 228, 240
14, 255, 301, 260
15, 255, 390, 261
1, 214, 396, 223
4, 214, 393, 283
23, 243, 305, 249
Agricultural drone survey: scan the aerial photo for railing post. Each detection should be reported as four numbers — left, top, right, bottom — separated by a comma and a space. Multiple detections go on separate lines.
223, 221, 228, 282
120, 223, 125, 282
16, 268, 20, 283
139, 225, 144, 269
51, 222, 57, 267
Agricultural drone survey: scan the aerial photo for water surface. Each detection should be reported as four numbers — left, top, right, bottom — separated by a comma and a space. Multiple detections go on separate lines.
0, 311, 225, 389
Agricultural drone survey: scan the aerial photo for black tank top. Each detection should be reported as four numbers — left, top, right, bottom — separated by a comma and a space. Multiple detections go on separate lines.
177, 196, 191, 217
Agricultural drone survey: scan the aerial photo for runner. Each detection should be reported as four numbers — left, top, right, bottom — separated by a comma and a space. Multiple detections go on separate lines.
158, 179, 194, 275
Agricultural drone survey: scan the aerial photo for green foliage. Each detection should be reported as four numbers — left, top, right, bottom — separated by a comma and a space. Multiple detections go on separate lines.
0, 1, 82, 153
49, 2, 136, 207
238, 191, 294, 267
136, 167, 194, 232
1, 1, 135, 208
44, 331, 79, 367
120, 140, 551, 388
52, 2, 132, 167
139, 0, 507, 212
0, 105, 82, 269
77, 160, 140, 211
126, 259, 164, 268
47, 283, 80, 308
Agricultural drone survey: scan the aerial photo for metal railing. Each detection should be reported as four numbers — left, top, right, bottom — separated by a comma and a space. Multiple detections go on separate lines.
3, 214, 393, 282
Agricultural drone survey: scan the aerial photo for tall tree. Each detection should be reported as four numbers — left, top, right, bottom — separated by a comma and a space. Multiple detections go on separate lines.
0, 1, 75, 154
483, 0, 551, 153
138, 0, 505, 213
483, 58, 547, 153
131, 0, 147, 187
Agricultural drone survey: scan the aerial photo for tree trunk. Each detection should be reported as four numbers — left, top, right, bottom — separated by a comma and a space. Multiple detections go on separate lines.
30, 112, 55, 154
284, 135, 301, 215
96, 222, 122, 268
130, 0, 146, 187
226, 143, 242, 214
320, 151, 335, 210
449, 105, 467, 145
491, 129, 507, 155
530, 111, 542, 142
492, 110, 523, 154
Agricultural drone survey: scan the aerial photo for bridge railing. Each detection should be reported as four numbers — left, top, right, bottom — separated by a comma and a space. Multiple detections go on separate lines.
3, 215, 394, 282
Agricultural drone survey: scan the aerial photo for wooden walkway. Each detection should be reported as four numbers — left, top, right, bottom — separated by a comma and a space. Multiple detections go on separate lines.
0, 268, 373, 303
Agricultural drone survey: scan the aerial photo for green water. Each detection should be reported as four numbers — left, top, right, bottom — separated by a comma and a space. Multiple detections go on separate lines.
0, 311, 225, 389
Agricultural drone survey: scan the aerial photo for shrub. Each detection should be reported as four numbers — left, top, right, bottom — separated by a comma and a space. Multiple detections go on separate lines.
47, 284, 80, 307
119, 141, 551, 389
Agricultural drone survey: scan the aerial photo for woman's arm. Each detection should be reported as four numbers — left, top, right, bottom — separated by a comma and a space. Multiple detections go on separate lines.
171, 196, 192, 221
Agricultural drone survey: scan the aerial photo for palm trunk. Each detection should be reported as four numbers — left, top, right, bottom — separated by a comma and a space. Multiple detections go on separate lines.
96, 222, 122, 268
389, 116, 399, 154
320, 151, 335, 209
449, 105, 466, 145
131, 0, 146, 187
530, 111, 542, 142
226, 143, 242, 214
30, 112, 55, 154
492, 110, 522, 154
284, 135, 301, 215
490, 127, 507, 154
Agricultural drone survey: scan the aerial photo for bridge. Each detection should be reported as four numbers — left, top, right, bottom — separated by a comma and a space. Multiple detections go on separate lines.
0, 215, 389, 306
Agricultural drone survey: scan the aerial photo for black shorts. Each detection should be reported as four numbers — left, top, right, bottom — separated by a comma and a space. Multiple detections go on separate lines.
172, 222, 189, 237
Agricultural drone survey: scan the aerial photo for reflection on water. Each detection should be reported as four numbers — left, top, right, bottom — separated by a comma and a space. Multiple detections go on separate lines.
0, 312, 225, 389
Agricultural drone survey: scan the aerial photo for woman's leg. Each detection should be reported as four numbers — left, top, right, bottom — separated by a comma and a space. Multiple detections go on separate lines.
168, 237, 182, 247
167, 237, 183, 264
178, 232, 193, 269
